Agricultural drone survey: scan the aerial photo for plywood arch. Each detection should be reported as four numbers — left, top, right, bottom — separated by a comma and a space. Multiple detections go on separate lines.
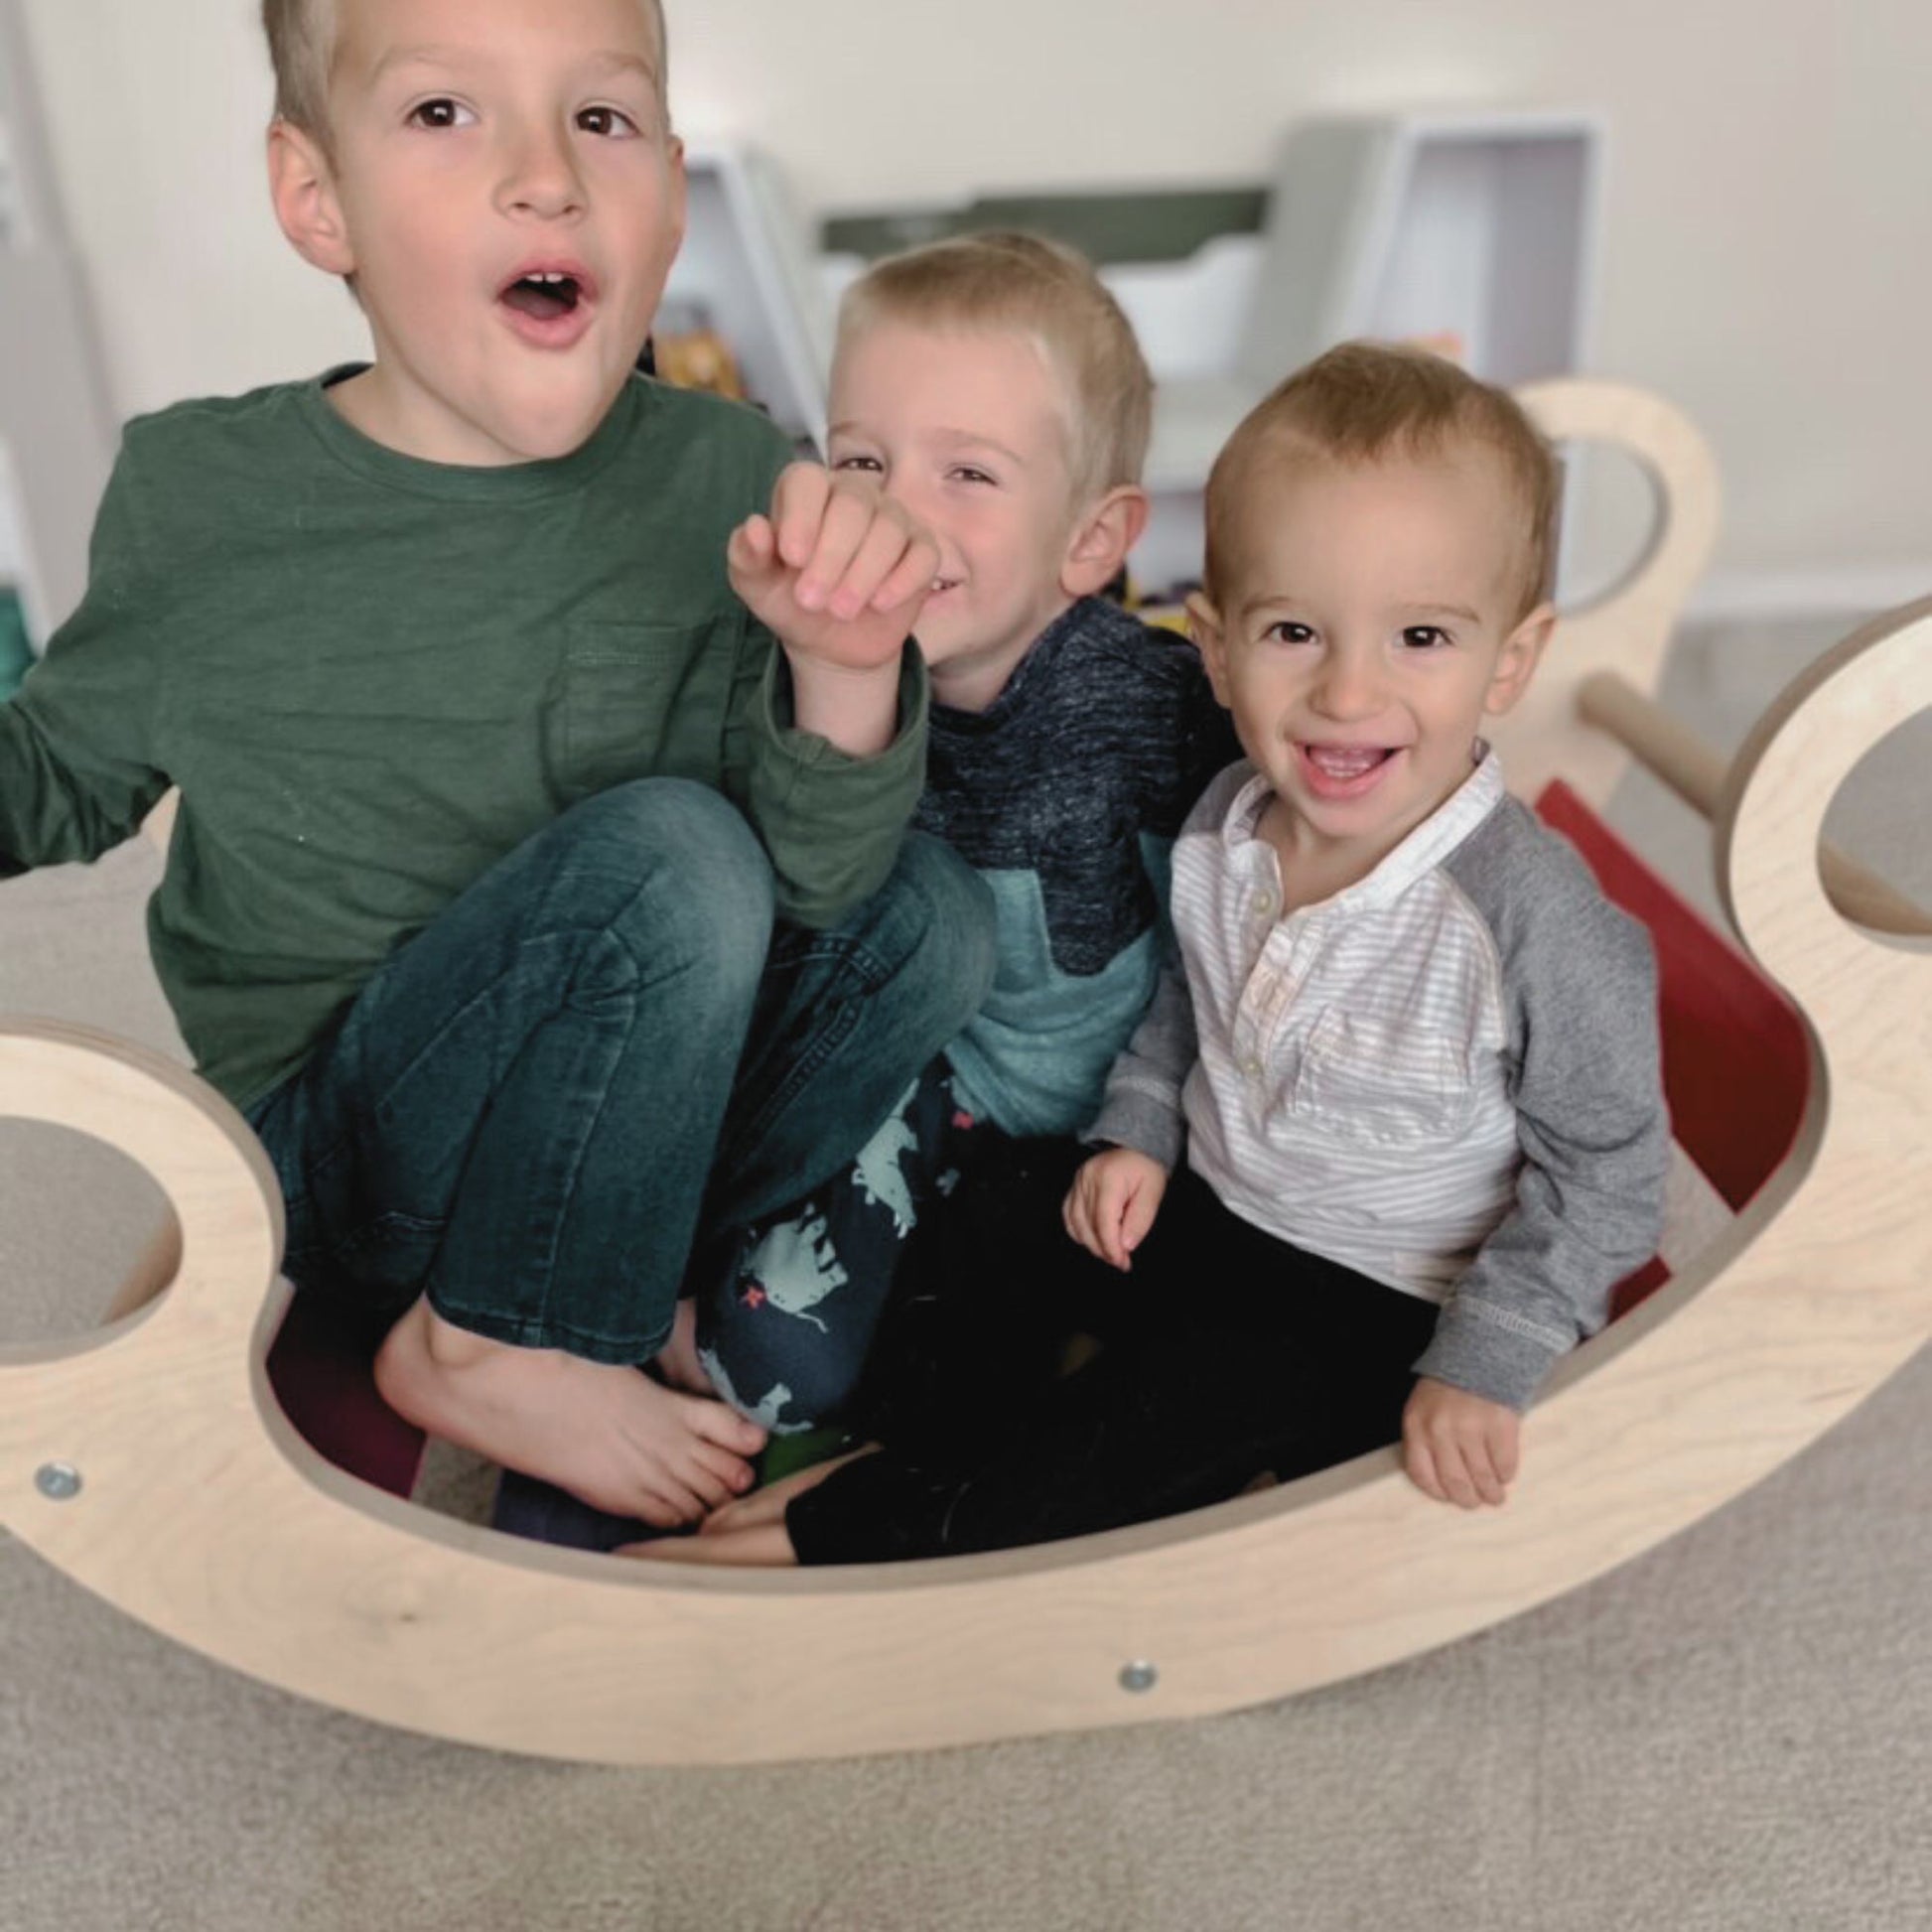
2, 390, 1927, 1766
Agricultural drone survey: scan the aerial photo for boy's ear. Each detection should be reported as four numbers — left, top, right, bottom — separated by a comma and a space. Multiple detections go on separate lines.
1484, 601, 1557, 718
1059, 485, 1150, 599
662, 133, 691, 255
268, 120, 356, 279
1186, 591, 1234, 706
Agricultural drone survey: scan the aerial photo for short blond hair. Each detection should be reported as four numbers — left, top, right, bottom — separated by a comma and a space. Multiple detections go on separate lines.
1205, 342, 1561, 621
261, 0, 670, 142
836, 231, 1153, 504
261, 0, 336, 137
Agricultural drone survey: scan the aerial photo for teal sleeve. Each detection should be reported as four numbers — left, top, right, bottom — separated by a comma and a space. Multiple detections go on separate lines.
726, 633, 929, 927
0, 457, 170, 875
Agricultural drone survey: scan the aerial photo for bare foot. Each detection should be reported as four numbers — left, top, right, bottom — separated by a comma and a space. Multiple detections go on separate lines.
619, 1520, 798, 1567
698, 1443, 879, 1536
653, 1297, 715, 1396
373, 1298, 765, 1528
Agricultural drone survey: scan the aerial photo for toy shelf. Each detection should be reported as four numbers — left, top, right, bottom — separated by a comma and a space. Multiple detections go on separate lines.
660, 143, 835, 450
1147, 112, 1602, 485
687, 114, 1602, 597
1137, 110, 1604, 591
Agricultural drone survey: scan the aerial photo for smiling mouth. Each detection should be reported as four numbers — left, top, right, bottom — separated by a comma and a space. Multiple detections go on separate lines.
1304, 744, 1396, 782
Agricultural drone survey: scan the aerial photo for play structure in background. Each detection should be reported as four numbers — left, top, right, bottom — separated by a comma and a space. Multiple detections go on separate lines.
664, 114, 1601, 598
5, 376, 1928, 1766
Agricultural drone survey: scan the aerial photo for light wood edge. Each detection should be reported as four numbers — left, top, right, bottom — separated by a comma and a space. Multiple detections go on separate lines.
1499, 378, 1723, 808
1719, 596, 1932, 987
3, 606, 1926, 1769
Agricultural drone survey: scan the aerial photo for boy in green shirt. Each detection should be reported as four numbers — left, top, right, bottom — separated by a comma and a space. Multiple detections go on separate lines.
0, 0, 993, 1529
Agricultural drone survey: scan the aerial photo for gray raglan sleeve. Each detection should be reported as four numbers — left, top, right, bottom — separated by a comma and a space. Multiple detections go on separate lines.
1416, 827, 1672, 1411
1083, 953, 1197, 1169
1083, 767, 1245, 1168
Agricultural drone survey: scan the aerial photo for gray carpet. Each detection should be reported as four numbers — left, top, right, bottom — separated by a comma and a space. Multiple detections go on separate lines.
3, 619, 1929, 1932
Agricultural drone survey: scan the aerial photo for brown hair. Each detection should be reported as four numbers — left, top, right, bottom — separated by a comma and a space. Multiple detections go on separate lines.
1204, 341, 1561, 621
262, 0, 670, 142
836, 231, 1153, 503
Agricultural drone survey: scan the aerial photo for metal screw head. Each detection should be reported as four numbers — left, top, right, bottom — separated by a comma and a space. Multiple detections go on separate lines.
1119, 1661, 1160, 1695
34, 1462, 83, 1502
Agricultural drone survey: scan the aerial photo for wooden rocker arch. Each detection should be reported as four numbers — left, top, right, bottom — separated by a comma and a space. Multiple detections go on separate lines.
3, 383, 1929, 1765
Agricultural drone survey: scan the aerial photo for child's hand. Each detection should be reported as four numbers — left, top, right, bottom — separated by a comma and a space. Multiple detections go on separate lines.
1063, 1149, 1169, 1271
730, 463, 938, 675
1401, 1377, 1520, 1508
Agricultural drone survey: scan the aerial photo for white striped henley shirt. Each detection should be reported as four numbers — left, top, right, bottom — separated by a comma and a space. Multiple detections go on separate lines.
1089, 751, 1670, 1409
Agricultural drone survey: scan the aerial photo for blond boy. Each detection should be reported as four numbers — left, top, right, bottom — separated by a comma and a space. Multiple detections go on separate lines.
654, 343, 1669, 1567
0, 0, 997, 1530
616, 234, 1235, 1483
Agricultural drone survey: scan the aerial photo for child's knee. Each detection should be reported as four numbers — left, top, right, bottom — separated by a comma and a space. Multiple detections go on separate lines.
891, 833, 998, 1020
577, 779, 775, 983
587, 777, 769, 889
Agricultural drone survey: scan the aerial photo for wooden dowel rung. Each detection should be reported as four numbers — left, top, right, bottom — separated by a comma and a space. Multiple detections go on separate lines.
1579, 672, 1930, 938
1579, 672, 1727, 817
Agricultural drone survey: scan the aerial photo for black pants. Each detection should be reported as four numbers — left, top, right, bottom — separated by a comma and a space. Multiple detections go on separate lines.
787, 1139, 1440, 1564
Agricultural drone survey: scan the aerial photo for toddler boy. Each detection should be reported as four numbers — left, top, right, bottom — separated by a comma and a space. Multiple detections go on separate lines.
650, 342, 1672, 1566
0, 0, 994, 1529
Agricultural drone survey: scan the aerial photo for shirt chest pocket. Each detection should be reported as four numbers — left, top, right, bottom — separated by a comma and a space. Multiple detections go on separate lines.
1290, 1007, 1478, 1149
550, 618, 734, 804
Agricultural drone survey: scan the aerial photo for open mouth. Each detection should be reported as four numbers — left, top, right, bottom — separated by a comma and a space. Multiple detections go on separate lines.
1306, 744, 1394, 780
500, 270, 588, 323
1300, 742, 1401, 797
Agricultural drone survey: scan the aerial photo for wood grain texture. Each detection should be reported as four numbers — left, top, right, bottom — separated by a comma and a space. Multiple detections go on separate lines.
1501, 379, 1723, 806
3, 391, 1926, 1766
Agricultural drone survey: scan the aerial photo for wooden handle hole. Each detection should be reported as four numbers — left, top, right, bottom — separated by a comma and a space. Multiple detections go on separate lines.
0, 1119, 178, 1351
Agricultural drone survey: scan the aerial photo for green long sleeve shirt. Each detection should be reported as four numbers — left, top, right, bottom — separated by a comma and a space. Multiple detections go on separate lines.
0, 372, 927, 1111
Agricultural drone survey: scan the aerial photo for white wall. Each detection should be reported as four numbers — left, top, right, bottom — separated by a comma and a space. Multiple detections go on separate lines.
16, 0, 1930, 593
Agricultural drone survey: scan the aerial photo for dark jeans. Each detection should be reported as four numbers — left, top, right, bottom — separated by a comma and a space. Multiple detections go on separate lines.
247, 778, 996, 1371
786, 1141, 1441, 1564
